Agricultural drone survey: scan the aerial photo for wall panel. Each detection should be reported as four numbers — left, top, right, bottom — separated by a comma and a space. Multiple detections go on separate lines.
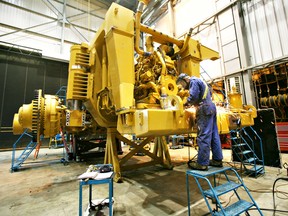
25, 65, 45, 102
2, 64, 26, 127
0, 49, 68, 148
243, 0, 288, 65
44, 61, 66, 94
0, 62, 6, 127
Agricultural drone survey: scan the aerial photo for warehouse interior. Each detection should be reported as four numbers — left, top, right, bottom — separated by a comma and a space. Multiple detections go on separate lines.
0, 0, 288, 215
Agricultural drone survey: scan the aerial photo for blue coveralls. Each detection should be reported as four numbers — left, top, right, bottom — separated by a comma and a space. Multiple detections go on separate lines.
187, 77, 223, 166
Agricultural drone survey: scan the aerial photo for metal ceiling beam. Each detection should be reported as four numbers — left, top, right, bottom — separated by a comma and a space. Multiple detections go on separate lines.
0, 23, 77, 45
66, 8, 103, 20
190, 0, 240, 36
60, 0, 67, 54
0, 20, 57, 38
51, 0, 106, 20
46, 0, 89, 41
0, 0, 97, 40
142, 0, 169, 26
0, 0, 55, 20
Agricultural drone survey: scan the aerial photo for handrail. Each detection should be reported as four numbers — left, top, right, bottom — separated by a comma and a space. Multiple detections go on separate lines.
246, 126, 265, 169
230, 127, 265, 176
11, 128, 33, 172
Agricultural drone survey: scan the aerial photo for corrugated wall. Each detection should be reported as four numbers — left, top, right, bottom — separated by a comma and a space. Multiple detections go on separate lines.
214, 0, 288, 106
242, 0, 288, 65
217, 6, 241, 74
211, 0, 288, 74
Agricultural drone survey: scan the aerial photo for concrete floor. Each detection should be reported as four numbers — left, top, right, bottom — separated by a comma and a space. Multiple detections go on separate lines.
0, 145, 288, 216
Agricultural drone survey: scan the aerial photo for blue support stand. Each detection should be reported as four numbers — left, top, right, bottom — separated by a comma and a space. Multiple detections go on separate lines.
170, 135, 184, 149
79, 171, 114, 216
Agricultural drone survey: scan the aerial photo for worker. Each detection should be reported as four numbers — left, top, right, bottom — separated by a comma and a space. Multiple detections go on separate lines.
176, 73, 223, 170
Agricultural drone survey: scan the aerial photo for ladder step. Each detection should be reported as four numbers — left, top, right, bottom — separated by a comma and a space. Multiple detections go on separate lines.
245, 165, 264, 174
204, 181, 241, 198
233, 143, 246, 147
21, 153, 29, 157
243, 158, 256, 163
12, 163, 21, 169
238, 150, 251, 155
186, 166, 232, 177
214, 200, 254, 216
13, 160, 24, 167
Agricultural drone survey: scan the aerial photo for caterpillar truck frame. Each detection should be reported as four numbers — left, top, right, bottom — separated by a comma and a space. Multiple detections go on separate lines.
13, 1, 257, 182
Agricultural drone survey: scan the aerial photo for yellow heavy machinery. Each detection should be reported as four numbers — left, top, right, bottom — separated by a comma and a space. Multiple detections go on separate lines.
12, 1, 257, 182
13, 90, 66, 159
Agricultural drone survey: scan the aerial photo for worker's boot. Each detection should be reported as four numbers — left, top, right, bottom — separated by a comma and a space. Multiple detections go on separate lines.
209, 159, 223, 167
187, 160, 208, 171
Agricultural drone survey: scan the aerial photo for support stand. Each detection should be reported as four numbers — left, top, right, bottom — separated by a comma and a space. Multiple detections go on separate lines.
104, 128, 173, 182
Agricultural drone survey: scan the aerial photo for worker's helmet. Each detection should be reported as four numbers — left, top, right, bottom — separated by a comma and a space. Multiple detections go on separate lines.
176, 73, 190, 90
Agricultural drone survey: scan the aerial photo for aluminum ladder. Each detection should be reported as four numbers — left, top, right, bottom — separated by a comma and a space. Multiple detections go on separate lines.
186, 166, 263, 215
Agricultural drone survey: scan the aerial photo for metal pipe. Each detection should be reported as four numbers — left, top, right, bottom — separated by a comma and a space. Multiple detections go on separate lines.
60, 0, 67, 54
264, 73, 270, 97
273, 65, 280, 95
178, 28, 192, 54
140, 24, 183, 47
135, 1, 152, 56
145, 35, 154, 53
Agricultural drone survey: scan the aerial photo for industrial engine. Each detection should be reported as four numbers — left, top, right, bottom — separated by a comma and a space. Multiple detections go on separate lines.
12, 1, 257, 181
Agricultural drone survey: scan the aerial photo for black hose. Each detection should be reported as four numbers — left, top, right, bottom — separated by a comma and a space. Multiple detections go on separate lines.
272, 177, 288, 216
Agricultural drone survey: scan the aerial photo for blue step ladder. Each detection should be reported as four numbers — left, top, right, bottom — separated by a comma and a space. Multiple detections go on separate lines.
11, 129, 38, 172
230, 126, 265, 177
186, 166, 263, 215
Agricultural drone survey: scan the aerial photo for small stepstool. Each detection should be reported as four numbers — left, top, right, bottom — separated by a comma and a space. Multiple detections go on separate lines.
186, 166, 263, 215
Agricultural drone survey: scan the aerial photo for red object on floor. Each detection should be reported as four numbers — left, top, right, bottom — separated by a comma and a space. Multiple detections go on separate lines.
221, 134, 231, 149
276, 122, 288, 152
